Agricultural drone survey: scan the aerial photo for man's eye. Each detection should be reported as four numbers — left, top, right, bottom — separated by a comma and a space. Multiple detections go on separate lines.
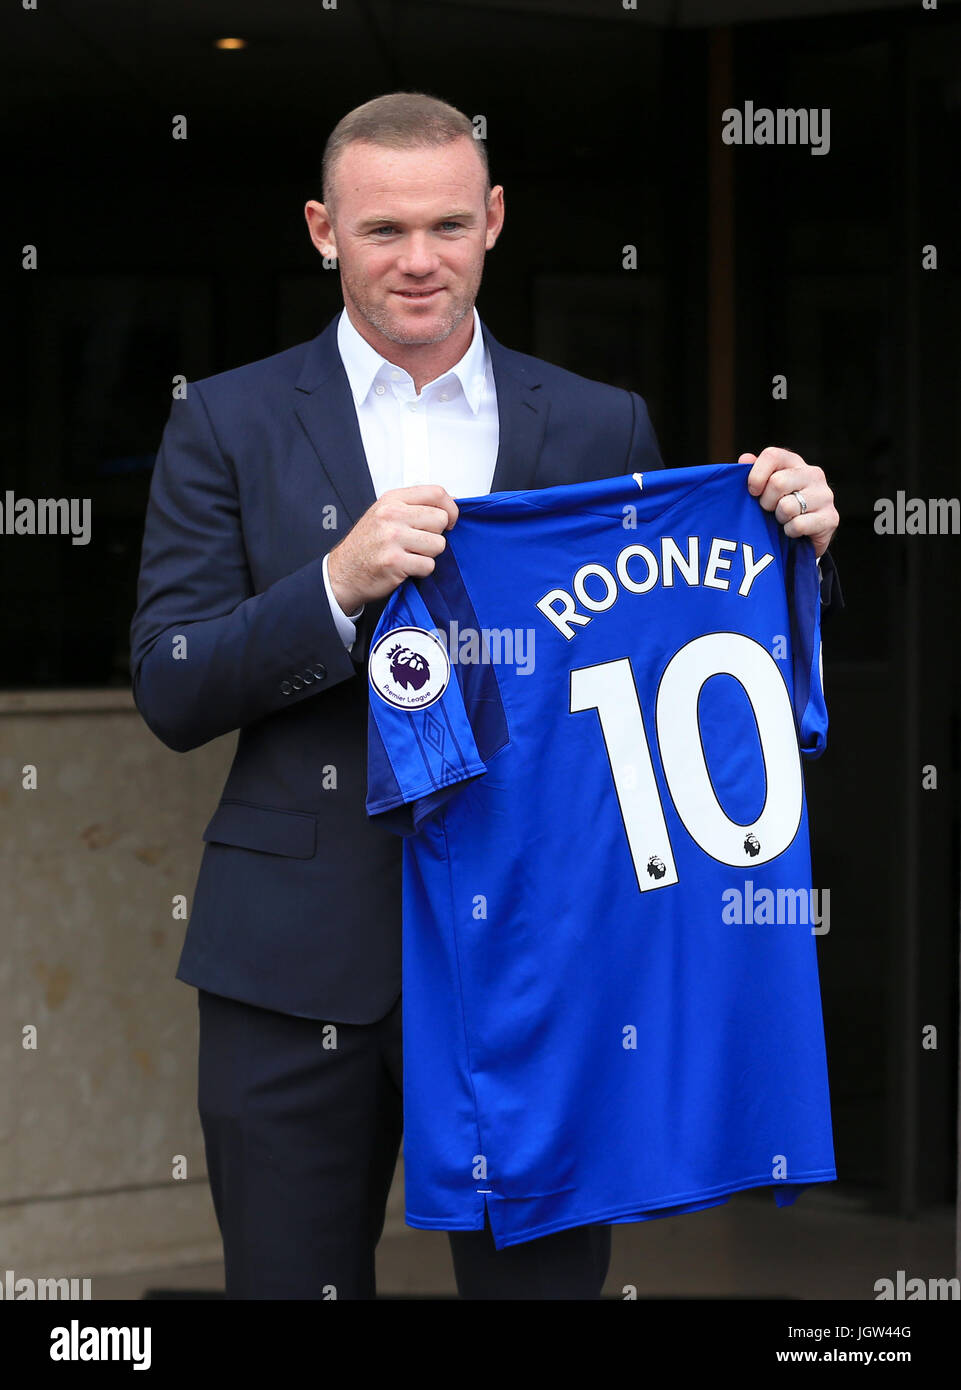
370, 223, 463, 235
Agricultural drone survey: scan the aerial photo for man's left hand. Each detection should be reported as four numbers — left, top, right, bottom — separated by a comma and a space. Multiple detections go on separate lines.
739, 448, 838, 559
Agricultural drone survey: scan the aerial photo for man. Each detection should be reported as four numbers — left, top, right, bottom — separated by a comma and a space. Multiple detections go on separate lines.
130, 91, 840, 1301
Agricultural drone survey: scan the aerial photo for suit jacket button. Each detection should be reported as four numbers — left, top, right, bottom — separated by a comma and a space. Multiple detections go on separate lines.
302, 670, 314, 684
313, 665, 327, 681
291, 675, 304, 691
280, 680, 293, 695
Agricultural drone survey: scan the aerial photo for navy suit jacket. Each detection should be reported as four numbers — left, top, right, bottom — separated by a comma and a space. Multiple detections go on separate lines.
130, 311, 839, 1023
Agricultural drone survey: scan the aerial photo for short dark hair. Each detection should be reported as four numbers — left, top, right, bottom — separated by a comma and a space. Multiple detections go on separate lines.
322, 91, 490, 213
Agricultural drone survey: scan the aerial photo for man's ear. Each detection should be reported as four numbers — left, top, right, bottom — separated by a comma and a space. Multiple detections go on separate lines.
485, 184, 505, 250
305, 200, 337, 259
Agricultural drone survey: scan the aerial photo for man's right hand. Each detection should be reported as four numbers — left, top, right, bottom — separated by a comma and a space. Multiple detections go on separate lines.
326, 484, 459, 615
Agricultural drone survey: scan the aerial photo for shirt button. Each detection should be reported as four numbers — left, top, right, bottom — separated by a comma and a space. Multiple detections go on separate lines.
391, 371, 402, 381
407, 401, 418, 412
439, 392, 449, 401
374, 384, 386, 396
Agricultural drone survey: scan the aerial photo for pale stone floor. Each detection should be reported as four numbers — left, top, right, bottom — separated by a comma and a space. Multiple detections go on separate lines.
90, 1190, 957, 1300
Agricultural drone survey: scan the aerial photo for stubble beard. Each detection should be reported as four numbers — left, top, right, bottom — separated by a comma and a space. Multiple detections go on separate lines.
341, 262, 483, 347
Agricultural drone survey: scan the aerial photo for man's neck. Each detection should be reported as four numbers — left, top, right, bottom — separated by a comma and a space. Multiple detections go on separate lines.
344, 305, 475, 394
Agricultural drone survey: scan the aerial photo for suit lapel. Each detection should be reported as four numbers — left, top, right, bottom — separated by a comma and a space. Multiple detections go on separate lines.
483, 323, 549, 495
293, 318, 378, 532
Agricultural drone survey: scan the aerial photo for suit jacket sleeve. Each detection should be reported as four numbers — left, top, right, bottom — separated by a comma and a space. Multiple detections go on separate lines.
816, 550, 843, 615
129, 384, 359, 753
627, 390, 665, 472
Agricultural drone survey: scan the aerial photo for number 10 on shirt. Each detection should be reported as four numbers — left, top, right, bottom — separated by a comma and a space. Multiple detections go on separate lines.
569, 631, 805, 893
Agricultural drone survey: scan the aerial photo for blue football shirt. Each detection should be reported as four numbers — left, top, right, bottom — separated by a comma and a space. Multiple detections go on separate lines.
366, 462, 836, 1249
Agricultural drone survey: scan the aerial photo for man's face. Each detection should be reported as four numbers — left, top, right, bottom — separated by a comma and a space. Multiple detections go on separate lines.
319, 137, 503, 348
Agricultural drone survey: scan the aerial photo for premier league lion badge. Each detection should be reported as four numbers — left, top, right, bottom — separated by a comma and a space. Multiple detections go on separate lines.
369, 625, 451, 710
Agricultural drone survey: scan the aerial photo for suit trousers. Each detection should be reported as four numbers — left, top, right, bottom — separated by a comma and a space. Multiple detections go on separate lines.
196, 988, 612, 1299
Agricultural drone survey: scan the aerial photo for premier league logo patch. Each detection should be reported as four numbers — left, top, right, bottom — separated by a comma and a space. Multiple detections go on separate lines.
369, 626, 451, 710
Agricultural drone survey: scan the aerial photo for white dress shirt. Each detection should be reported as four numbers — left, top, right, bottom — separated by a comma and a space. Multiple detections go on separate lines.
321, 305, 499, 649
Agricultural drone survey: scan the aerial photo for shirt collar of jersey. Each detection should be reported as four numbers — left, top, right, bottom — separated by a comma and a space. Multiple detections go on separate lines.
336, 305, 488, 415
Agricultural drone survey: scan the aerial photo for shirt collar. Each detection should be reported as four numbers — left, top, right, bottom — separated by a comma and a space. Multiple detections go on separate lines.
336, 305, 488, 414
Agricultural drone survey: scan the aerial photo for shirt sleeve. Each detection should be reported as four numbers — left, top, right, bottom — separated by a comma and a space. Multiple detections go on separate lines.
322, 551, 364, 650
788, 536, 828, 760
366, 580, 490, 837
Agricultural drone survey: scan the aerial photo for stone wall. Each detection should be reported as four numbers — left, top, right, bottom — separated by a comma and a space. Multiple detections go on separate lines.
0, 689, 404, 1283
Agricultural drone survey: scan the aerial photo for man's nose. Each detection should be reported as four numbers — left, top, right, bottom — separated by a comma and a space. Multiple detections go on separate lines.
396, 234, 440, 276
